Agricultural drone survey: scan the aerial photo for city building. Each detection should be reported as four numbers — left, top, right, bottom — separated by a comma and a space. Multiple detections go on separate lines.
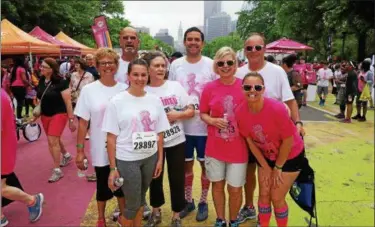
230, 20, 237, 33
135, 26, 150, 34
204, 1, 221, 34
154, 28, 174, 47
178, 22, 183, 42
206, 12, 231, 41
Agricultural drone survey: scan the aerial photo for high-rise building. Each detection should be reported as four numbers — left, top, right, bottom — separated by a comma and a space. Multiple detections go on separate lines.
206, 12, 231, 41
204, 1, 221, 34
135, 26, 150, 34
178, 22, 183, 42
154, 29, 174, 47
230, 20, 237, 33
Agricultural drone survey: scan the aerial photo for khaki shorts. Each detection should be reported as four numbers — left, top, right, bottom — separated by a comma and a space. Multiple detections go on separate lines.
205, 156, 247, 187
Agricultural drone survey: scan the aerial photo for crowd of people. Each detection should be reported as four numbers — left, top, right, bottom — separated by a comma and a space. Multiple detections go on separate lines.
1, 25, 374, 227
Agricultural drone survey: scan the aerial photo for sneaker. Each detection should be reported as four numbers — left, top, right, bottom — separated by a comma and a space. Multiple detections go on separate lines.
28, 193, 44, 222
1, 216, 9, 227
143, 204, 152, 220
144, 211, 162, 227
171, 218, 182, 227
334, 113, 345, 119
48, 169, 63, 183
96, 219, 106, 227
352, 114, 361, 120
196, 202, 208, 221
237, 206, 256, 223
85, 133, 90, 140
339, 118, 352, 123
229, 221, 240, 227
60, 153, 72, 167
358, 116, 367, 122
112, 207, 120, 221
214, 218, 227, 227
179, 200, 196, 219
302, 103, 307, 107
319, 100, 323, 106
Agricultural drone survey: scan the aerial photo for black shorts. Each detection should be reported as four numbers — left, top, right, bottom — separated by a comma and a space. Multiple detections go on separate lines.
1, 174, 12, 179
262, 149, 305, 172
303, 84, 308, 90
345, 94, 355, 104
95, 165, 124, 201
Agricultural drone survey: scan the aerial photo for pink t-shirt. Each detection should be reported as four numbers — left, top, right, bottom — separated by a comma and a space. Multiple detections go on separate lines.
200, 78, 248, 163
10, 67, 26, 87
293, 63, 308, 85
235, 97, 304, 161
1, 89, 17, 175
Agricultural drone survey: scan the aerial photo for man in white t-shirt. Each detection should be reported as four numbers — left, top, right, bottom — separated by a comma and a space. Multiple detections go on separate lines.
316, 62, 333, 106
235, 33, 304, 224
114, 27, 140, 84
169, 27, 217, 221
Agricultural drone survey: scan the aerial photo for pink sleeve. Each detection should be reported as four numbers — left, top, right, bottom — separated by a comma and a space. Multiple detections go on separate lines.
199, 84, 211, 114
235, 105, 250, 137
276, 103, 295, 140
1, 91, 11, 132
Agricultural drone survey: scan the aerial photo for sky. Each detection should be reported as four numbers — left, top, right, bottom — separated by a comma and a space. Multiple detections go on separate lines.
123, 1, 245, 40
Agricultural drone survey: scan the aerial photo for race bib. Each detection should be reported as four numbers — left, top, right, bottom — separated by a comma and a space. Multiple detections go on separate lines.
191, 96, 200, 112
132, 131, 157, 154
164, 123, 183, 142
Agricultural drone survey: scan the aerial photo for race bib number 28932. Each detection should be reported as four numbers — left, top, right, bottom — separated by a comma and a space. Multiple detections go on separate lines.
132, 131, 157, 154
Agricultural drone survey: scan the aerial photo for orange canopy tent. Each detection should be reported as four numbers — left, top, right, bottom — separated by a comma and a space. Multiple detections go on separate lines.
55, 31, 96, 55
1, 19, 60, 55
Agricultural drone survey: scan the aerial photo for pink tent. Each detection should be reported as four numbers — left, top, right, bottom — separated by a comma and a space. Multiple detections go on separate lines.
29, 26, 81, 56
265, 49, 296, 54
266, 37, 313, 51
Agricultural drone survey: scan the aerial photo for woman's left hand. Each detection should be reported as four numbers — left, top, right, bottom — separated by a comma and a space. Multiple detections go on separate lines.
153, 160, 163, 178
271, 168, 284, 189
69, 121, 76, 132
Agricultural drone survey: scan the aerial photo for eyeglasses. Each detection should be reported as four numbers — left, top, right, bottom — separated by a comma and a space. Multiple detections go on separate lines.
242, 84, 264, 92
246, 45, 264, 52
40, 65, 51, 69
98, 61, 115, 67
217, 60, 235, 67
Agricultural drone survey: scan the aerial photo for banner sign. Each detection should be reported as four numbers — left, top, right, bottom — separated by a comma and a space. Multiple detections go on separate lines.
91, 15, 112, 48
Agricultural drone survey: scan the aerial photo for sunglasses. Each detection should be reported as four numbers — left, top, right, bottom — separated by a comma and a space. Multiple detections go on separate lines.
246, 45, 264, 52
242, 84, 264, 92
217, 60, 235, 67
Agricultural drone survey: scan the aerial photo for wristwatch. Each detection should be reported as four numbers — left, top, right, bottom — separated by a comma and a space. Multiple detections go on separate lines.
110, 167, 118, 171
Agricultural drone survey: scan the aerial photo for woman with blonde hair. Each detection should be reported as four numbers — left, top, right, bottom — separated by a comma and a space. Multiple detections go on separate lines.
200, 47, 248, 227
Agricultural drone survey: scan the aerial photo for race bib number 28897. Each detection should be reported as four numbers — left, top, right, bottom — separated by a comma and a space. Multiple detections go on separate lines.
132, 131, 157, 154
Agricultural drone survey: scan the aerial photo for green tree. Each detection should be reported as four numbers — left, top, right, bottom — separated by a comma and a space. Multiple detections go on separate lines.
202, 33, 244, 58
139, 33, 175, 55
107, 16, 130, 48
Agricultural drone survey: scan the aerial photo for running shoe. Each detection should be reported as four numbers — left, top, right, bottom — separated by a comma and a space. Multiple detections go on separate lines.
171, 218, 182, 227
179, 200, 196, 219
352, 114, 361, 120
237, 205, 256, 223
339, 118, 351, 123
60, 153, 72, 167
1, 216, 8, 227
28, 193, 44, 222
144, 211, 162, 227
48, 169, 63, 183
143, 204, 152, 220
214, 218, 227, 227
229, 220, 240, 227
196, 202, 208, 221
358, 116, 367, 122
96, 219, 106, 227
334, 113, 345, 119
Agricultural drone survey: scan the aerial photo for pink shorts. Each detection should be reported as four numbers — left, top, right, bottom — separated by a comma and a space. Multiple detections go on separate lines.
41, 113, 68, 137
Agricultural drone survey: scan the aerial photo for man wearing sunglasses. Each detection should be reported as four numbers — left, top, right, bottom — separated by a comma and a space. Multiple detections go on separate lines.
114, 27, 140, 85
235, 33, 305, 224
169, 27, 217, 222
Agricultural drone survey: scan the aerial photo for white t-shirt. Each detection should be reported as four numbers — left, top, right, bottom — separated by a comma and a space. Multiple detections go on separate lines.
316, 68, 333, 87
236, 62, 294, 102
168, 56, 217, 136
114, 58, 130, 85
102, 91, 170, 161
145, 81, 193, 148
74, 81, 128, 167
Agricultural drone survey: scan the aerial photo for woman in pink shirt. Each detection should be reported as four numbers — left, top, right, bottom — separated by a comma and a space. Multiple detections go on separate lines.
200, 47, 248, 227
9, 56, 30, 119
235, 72, 305, 227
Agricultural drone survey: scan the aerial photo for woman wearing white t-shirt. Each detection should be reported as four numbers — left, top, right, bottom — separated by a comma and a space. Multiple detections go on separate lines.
143, 51, 195, 227
74, 48, 128, 227
102, 59, 170, 227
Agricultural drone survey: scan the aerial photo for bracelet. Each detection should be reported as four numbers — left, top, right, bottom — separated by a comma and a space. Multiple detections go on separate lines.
110, 167, 118, 171
275, 165, 283, 170
295, 121, 303, 126
76, 144, 84, 149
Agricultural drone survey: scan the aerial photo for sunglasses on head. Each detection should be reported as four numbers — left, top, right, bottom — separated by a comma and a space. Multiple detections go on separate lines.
216, 60, 235, 67
246, 45, 264, 52
242, 84, 264, 92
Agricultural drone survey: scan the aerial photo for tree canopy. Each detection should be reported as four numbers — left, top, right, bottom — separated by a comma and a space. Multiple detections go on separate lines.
202, 33, 244, 59
236, 0, 375, 62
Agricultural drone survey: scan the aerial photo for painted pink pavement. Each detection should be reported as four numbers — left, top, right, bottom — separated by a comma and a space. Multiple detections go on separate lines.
3, 121, 96, 226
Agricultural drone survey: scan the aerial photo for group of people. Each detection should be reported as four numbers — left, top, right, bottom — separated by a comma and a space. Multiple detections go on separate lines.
5, 25, 345, 227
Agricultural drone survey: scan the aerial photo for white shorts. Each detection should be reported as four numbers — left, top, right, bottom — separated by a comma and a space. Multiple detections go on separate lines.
205, 156, 247, 187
